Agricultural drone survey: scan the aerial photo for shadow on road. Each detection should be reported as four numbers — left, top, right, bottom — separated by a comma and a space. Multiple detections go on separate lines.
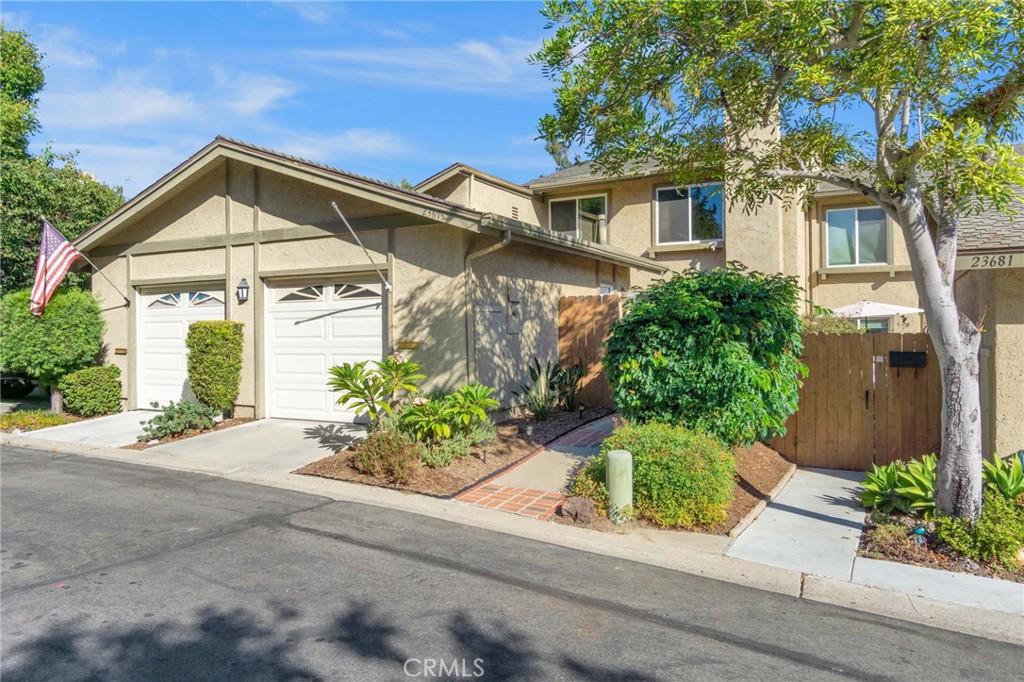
2, 599, 666, 681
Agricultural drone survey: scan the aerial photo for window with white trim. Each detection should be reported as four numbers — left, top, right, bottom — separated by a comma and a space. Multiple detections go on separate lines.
858, 317, 890, 333
655, 183, 724, 244
549, 195, 606, 242
826, 207, 888, 266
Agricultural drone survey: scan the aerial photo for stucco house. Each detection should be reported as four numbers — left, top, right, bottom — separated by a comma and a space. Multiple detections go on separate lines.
414, 151, 1023, 457
74, 137, 663, 422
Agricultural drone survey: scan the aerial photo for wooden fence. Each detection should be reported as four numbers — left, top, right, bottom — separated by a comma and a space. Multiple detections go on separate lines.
557, 295, 621, 409
769, 333, 942, 470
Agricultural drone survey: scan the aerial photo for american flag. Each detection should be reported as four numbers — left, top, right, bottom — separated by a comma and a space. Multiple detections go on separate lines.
29, 219, 83, 316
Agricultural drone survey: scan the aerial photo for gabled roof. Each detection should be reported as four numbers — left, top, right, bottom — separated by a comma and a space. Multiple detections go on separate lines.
75, 136, 480, 251
415, 162, 534, 198
74, 137, 665, 273
526, 160, 662, 190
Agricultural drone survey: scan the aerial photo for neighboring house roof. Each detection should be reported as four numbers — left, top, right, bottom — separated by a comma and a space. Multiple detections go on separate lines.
415, 162, 534, 198
75, 137, 665, 273
525, 160, 662, 190
958, 189, 1024, 252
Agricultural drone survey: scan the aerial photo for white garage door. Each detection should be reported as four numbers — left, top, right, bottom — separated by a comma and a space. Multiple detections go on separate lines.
138, 290, 225, 408
267, 282, 384, 422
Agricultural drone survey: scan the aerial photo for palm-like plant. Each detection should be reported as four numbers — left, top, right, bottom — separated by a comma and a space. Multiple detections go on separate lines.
327, 357, 425, 421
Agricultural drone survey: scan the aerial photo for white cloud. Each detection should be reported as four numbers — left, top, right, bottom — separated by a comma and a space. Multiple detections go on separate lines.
274, 1, 339, 25
274, 128, 413, 161
297, 36, 547, 95
211, 68, 297, 116
40, 77, 198, 129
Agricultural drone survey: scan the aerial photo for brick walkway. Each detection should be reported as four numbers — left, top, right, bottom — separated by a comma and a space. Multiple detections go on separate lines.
455, 484, 565, 520
454, 415, 614, 521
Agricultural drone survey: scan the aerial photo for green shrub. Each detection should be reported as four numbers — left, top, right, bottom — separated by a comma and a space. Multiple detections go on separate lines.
572, 422, 735, 528
400, 384, 498, 447
935, 491, 1024, 569
0, 289, 104, 398
58, 365, 122, 417
421, 433, 474, 468
353, 430, 421, 484
186, 321, 243, 413
1, 410, 77, 432
558, 359, 585, 411
138, 399, 219, 442
328, 356, 425, 421
984, 454, 1024, 502
603, 266, 805, 445
513, 357, 561, 421
468, 418, 497, 446
858, 455, 936, 519
801, 306, 864, 335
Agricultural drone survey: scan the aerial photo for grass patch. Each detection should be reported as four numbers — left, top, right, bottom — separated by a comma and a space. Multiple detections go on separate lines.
1, 410, 79, 432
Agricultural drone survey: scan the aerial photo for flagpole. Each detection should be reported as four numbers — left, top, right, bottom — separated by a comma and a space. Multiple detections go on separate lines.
78, 251, 131, 307
40, 216, 131, 307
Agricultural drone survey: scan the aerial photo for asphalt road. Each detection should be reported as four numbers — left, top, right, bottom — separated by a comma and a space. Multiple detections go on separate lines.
2, 446, 1021, 682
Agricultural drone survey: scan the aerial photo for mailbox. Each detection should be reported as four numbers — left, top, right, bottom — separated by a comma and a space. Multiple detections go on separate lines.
889, 351, 927, 368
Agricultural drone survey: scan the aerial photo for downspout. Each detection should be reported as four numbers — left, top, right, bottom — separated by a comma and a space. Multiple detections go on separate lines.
465, 230, 512, 384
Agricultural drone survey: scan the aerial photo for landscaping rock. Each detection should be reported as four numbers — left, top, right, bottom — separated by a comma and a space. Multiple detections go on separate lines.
560, 496, 596, 523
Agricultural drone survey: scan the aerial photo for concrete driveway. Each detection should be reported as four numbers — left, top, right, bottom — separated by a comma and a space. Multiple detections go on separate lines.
25, 410, 158, 447
146, 418, 365, 477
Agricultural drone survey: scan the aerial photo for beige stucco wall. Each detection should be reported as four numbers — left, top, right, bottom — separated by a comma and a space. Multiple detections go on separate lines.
958, 267, 1024, 457
88, 155, 620, 418
470, 238, 627, 404
424, 172, 541, 225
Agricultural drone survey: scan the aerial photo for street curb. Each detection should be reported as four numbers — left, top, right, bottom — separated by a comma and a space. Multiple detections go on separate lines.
728, 461, 797, 539
4, 433, 1022, 645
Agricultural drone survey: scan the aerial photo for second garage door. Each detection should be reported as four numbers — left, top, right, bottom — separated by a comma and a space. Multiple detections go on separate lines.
267, 281, 384, 421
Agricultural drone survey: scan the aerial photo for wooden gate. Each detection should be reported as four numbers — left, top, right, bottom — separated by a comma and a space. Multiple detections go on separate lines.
557, 295, 621, 409
769, 333, 942, 470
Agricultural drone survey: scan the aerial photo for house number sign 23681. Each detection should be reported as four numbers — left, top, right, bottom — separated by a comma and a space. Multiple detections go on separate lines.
955, 253, 1021, 270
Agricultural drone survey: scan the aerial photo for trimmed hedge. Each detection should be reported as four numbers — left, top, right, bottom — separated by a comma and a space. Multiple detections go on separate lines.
59, 365, 122, 416
186, 320, 243, 413
571, 421, 735, 528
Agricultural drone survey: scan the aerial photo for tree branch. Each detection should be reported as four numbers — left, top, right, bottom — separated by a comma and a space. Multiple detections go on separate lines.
765, 168, 898, 218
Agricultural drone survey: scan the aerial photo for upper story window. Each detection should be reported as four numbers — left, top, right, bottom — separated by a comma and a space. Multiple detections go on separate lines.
655, 183, 724, 245
549, 195, 606, 242
826, 207, 888, 266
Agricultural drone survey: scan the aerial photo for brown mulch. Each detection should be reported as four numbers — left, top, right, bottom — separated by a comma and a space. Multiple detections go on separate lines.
554, 441, 795, 536
122, 417, 255, 450
294, 407, 614, 498
858, 511, 1024, 583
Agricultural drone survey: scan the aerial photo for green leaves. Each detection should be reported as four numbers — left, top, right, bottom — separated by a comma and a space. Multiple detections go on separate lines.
859, 455, 937, 519
0, 288, 104, 387
327, 357, 425, 421
59, 365, 121, 417
602, 265, 805, 445
186, 321, 243, 413
983, 454, 1024, 501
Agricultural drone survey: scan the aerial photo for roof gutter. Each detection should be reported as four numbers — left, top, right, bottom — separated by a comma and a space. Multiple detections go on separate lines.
464, 230, 513, 385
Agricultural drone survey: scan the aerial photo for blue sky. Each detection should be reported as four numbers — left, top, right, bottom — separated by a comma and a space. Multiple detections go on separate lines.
3, 1, 557, 198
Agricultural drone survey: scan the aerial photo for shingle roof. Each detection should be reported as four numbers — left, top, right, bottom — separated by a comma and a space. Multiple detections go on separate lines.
214, 136, 472, 211
957, 143, 1024, 252
525, 160, 661, 188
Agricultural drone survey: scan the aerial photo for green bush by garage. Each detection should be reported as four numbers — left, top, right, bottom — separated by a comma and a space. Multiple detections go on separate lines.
186, 320, 243, 413
58, 365, 122, 417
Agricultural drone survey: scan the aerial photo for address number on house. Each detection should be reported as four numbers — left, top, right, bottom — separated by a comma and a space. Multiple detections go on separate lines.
955, 253, 1022, 270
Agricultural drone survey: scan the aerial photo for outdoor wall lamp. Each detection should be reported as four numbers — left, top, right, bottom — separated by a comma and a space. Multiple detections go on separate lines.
236, 278, 250, 303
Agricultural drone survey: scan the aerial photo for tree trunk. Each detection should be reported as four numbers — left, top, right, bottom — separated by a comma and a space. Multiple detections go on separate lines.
49, 384, 63, 414
896, 182, 983, 520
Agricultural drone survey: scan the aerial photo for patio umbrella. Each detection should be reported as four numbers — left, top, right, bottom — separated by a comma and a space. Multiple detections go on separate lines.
831, 300, 925, 317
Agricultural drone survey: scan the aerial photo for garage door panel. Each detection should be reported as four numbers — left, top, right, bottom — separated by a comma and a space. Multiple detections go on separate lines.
268, 282, 383, 422
138, 290, 224, 408
272, 353, 328, 376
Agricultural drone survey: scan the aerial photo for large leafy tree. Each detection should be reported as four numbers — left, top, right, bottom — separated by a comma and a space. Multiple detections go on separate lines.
534, 0, 1024, 519
0, 24, 124, 292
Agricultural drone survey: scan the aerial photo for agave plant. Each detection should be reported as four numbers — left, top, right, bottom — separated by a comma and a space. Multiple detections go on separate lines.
983, 454, 1024, 502
895, 453, 937, 519
858, 461, 911, 515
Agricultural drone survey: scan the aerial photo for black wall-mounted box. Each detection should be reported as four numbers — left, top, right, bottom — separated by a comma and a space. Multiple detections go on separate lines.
889, 351, 927, 368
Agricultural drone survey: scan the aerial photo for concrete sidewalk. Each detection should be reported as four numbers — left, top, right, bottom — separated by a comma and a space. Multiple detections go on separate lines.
26, 410, 157, 447
726, 467, 864, 580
